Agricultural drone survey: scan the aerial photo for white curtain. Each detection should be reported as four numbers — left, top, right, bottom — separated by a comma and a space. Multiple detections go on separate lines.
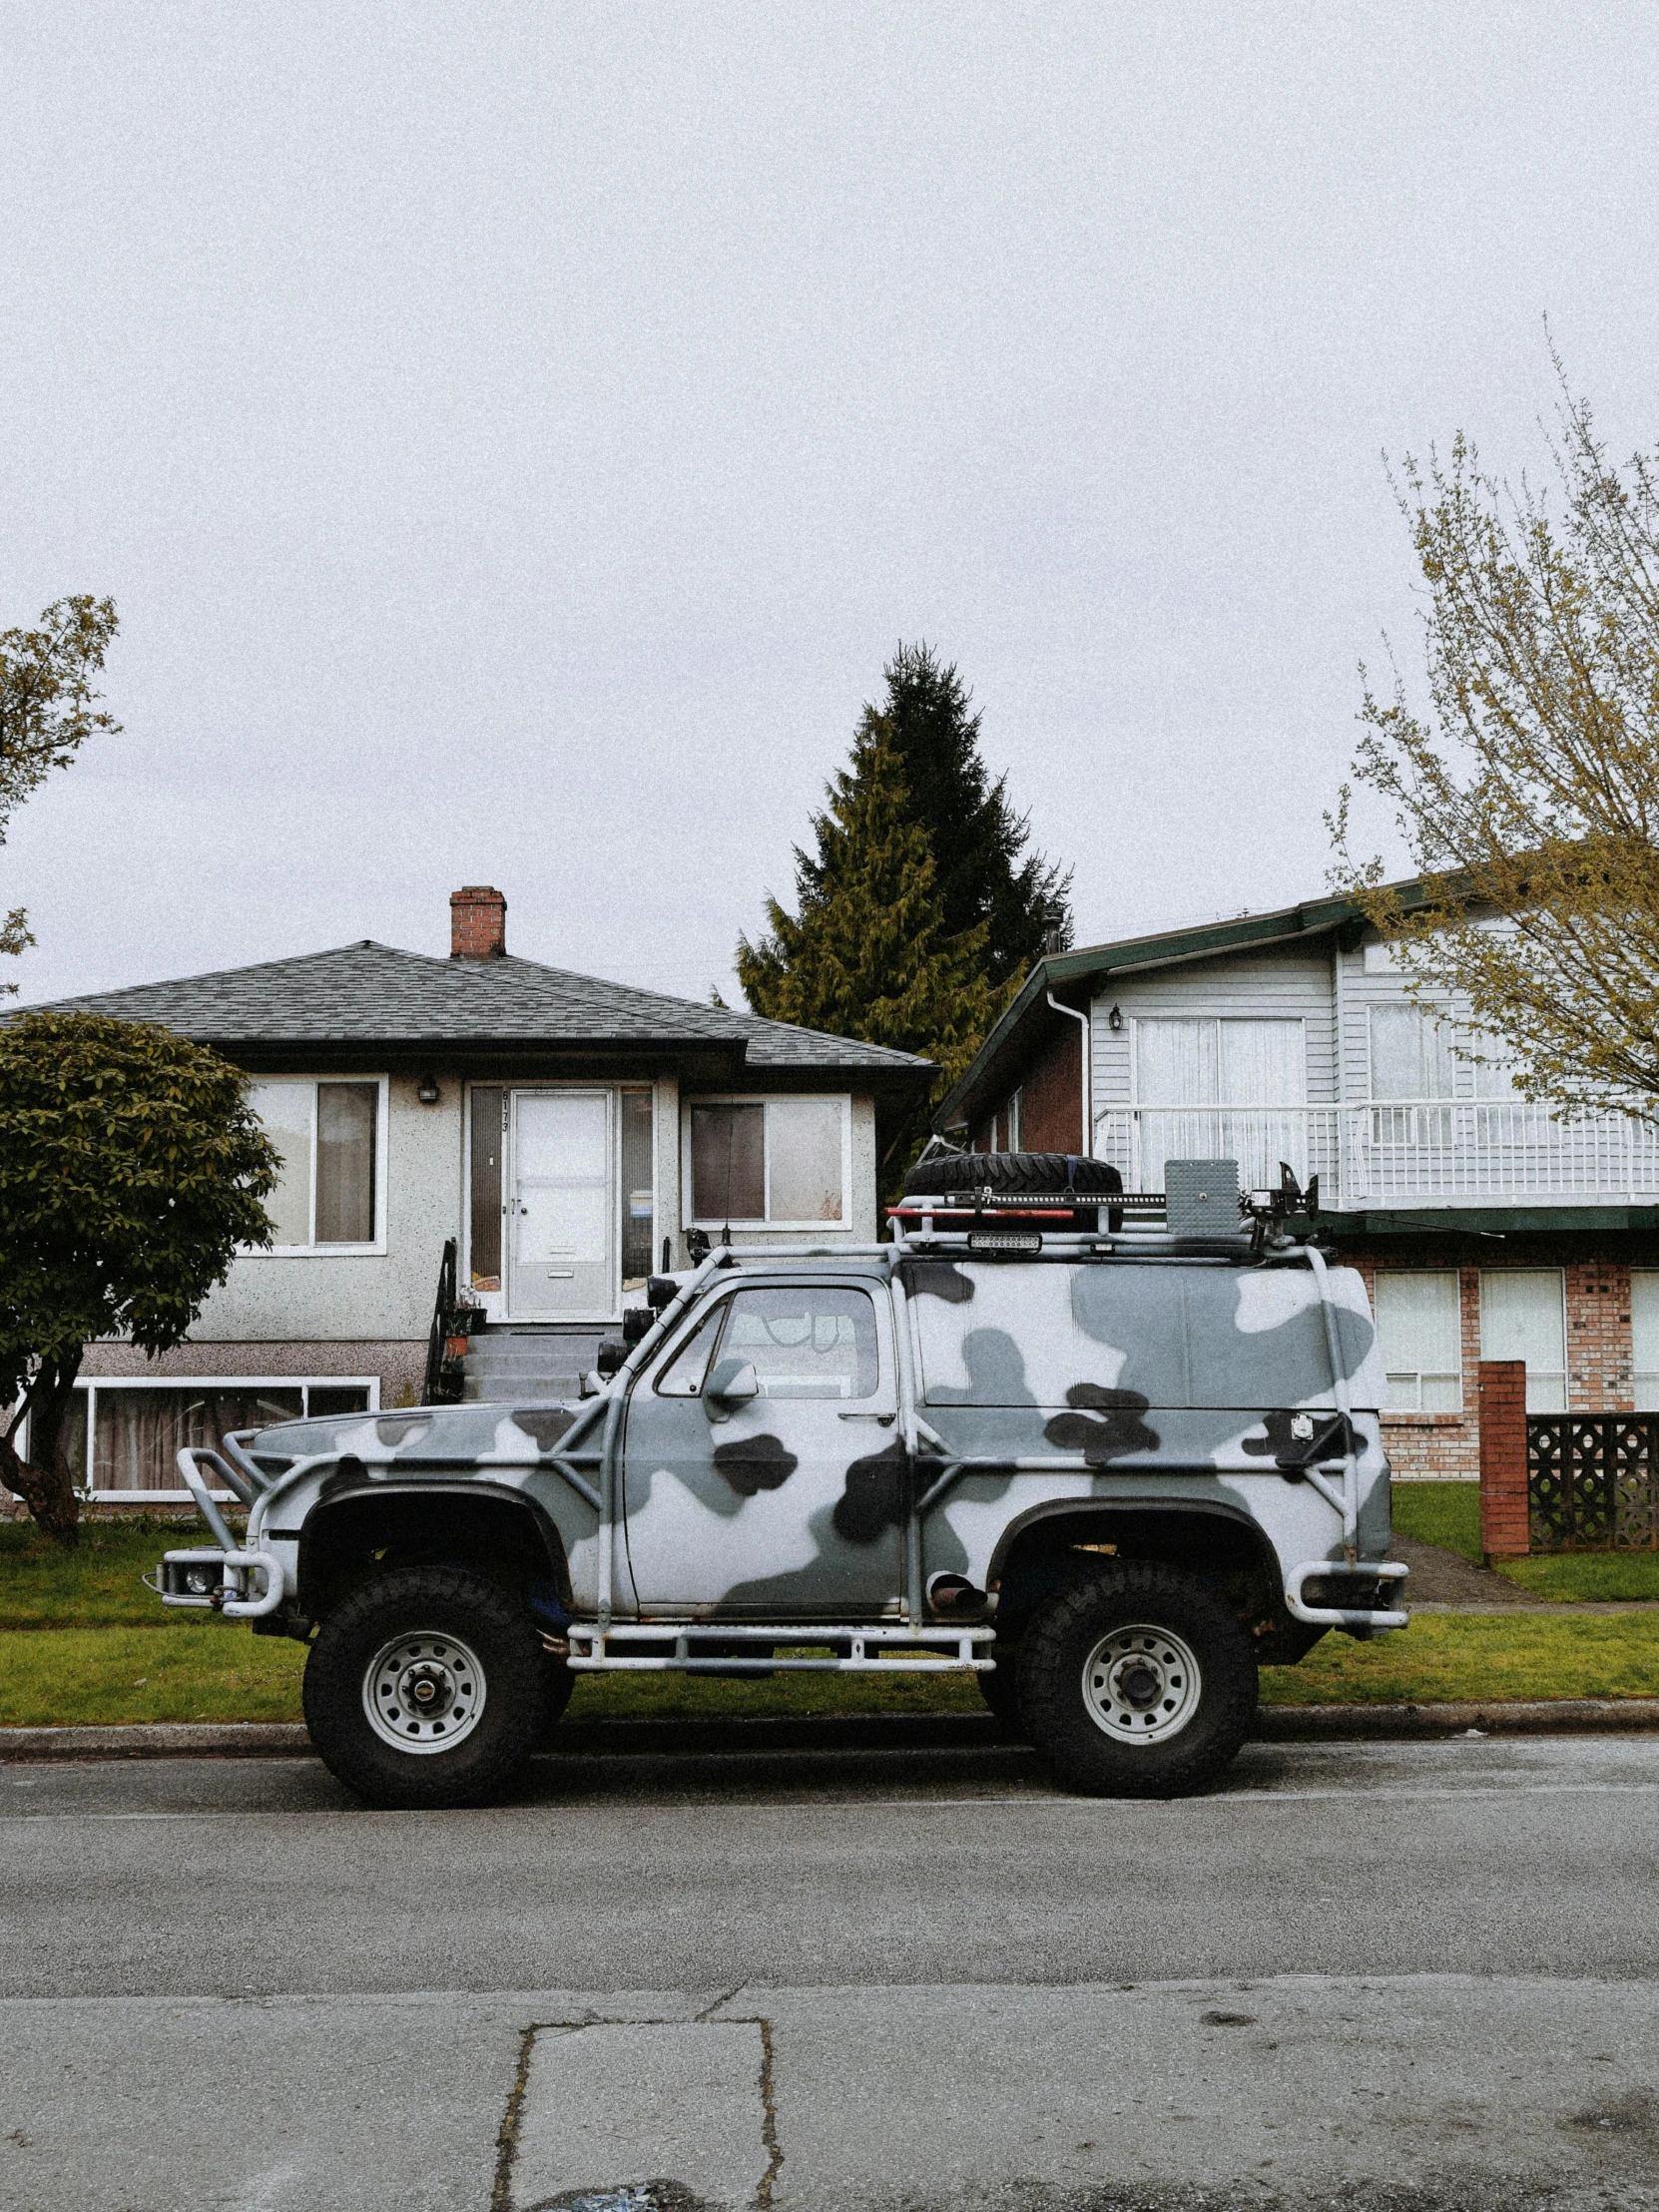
1479, 1269, 1566, 1411
1134, 1019, 1305, 1186
1370, 1004, 1455, 1099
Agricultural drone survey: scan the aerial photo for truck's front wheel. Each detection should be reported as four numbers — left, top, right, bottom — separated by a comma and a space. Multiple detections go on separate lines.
303, 1566, 549, 1809
1018, 1562, 1256, 1797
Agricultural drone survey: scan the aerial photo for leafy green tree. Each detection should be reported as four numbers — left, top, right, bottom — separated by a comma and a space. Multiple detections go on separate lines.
738, 720, 1002, 1113
0, 1014, 278, 1545
1, 597, 121, 994
1329, 380, 1659, 1114
803, 643, 1071, 987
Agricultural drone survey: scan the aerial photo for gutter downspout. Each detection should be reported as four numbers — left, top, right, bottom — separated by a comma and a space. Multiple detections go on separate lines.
1046, 987, 1092, 1157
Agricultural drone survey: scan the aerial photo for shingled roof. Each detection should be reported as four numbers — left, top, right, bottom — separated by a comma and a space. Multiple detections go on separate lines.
29, 939, 929, 1081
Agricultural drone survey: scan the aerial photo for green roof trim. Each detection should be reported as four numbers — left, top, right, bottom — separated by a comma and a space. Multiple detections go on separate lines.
1318, 1207, 1659, 1237
933, 877, 1438, 1132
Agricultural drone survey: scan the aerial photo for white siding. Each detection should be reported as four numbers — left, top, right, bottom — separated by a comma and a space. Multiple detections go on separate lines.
1089, 941, 1338, 1184
191, 1072, 463, 1343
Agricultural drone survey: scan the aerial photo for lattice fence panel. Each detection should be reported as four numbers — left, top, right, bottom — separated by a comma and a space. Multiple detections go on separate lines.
1527, 1416, 1659, 1550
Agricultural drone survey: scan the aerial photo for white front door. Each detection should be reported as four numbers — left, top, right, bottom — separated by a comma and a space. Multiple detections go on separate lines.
508, 1091, 615, 1320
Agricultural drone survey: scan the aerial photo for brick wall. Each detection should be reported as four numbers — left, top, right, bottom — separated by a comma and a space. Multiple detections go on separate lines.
1017, 1018, 1082, 1153
1346, 1250, 1639, 1481
964, 1008, 1082, 1155
1477, 1360, 1530, 1557
1565, 1259, 1632, 1407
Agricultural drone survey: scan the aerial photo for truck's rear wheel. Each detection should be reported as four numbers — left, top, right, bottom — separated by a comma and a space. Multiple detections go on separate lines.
303, 1566, 548, 1809
1017, 1562, 1256, 1797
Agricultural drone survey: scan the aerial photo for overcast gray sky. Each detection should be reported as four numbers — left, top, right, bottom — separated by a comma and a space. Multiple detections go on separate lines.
5, 1, 1658, 1008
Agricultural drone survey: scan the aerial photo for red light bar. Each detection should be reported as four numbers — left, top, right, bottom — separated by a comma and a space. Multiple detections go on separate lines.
885, 1206, 1082, 1220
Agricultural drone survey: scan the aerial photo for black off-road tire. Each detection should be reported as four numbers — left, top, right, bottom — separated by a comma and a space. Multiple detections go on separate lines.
303, 1566, 550, 1809
976, 1640, 1026, 1730
1017, 1562, 1257, 1797
537, 1653, 576, 1744
902, 1151, 1123, 1199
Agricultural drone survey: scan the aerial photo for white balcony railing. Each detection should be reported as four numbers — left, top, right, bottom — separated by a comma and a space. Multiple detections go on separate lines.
1094, 1103, 1659, 1209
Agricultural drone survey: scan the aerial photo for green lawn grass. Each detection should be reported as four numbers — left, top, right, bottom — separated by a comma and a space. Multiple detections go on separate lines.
0, 1518, 205, 1629
2, 1505, 1655, 1729
3, 1610, 1656, 1728
1391, 1480, 1483, 1560
1498, 1551, 1659, 1600
1390, 1480, 1659, 1600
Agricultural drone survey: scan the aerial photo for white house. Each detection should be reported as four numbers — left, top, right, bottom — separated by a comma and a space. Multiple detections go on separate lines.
934, 884, 1659, 1481
36, 886, 929, 1501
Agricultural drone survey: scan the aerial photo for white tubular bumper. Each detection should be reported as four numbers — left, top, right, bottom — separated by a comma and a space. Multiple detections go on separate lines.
161, 1447, 288, 1619
1284, 1559, 1409, 1631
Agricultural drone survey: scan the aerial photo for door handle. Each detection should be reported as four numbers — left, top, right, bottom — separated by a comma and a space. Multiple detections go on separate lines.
838, 1410, 895, 1424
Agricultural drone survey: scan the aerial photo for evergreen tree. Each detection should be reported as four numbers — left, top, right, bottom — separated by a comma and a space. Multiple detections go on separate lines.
738, 720, 1001, 1098
796, 643, 1072, 987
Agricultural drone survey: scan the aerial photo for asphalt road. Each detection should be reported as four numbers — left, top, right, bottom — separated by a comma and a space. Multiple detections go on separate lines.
3, 1732, 1658, 2209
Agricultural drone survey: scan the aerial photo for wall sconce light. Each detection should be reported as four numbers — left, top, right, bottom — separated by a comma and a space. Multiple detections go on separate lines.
1107, 1004, 1123, 1033
417, 1075, 441, 1105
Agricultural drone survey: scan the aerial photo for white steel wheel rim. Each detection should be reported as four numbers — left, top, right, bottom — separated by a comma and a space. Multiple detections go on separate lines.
362, 1629, 487, 1755
1081, 1623, 1202, 1746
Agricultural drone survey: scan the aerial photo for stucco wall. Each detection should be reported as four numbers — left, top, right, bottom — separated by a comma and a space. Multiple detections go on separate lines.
697, 1092, 880, 1252
190, 1072, 463, 1343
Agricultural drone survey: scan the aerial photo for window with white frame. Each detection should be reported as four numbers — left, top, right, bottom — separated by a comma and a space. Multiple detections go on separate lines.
687, 1098, 848, 1227
1131, 1017, 1307, 1187
1480, 1269, 1567, 1411
1631, 1272, 1659, 1410
247, 1078, 385, 1250
44, 1378, 379, 1496
1373, 1270, 1463, 1411
1369, 1002, 1456, 1147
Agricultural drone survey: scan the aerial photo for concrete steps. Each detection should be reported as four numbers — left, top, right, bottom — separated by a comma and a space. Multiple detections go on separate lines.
459, 1326, 603, 1405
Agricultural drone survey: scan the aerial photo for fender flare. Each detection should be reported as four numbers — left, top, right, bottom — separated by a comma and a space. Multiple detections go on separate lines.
985, 1491, 1285, 1608
290, 1476, 574, 1613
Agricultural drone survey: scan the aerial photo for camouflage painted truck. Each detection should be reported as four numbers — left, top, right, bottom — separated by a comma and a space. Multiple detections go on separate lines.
150, 1153, 1407, 1808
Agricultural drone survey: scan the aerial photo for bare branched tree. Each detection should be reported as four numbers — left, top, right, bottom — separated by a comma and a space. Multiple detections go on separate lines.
0, 596, 121, 993
1330, 368, 1659, 1115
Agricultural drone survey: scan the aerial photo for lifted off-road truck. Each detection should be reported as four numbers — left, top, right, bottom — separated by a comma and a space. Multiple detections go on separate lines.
151, 1153, 1406, 1806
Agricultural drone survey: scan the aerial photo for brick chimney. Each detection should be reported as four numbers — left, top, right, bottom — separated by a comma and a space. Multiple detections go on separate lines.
450, 885, 507, 960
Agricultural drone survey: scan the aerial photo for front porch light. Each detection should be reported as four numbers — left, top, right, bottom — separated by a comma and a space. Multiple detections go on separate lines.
417, 1075, 441, 1105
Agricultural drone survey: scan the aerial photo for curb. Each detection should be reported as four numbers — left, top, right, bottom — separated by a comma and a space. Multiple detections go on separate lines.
4, 1700, 1659, 1762
1251, 1697, 1659, 1739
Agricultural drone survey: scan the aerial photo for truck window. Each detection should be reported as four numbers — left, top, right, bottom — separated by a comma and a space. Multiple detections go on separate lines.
716, 1286, 879, 1401
654, 1303, 727, 1396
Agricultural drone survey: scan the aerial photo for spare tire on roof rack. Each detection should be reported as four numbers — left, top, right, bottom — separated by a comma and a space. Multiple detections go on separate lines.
897, 1150, 1124, 1234
901, 1151, 1123, 1200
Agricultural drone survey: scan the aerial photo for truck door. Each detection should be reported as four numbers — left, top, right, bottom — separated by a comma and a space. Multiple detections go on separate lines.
622, 1279, 905, 1615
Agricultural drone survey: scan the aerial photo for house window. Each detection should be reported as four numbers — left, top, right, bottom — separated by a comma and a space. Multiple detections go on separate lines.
57, 1379, 378, 1496
1131, 1017, 1307, 1187
1373, 1270, 1463, 1412
688, 1099, 847, 1227
1480, 1269, 1567, 1411
621, 1087, 656, 1290
1369, 1003, 1455, 1147
469, 1086, 504, 1290
247, 1079, 384, 1250
1631, 1273, 1659, 1410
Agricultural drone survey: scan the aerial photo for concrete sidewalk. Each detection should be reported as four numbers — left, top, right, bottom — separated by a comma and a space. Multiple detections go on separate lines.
4, 1977, 1657, 2211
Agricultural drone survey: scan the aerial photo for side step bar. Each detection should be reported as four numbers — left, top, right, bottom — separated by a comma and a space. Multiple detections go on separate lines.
566, 1622, 996, 1673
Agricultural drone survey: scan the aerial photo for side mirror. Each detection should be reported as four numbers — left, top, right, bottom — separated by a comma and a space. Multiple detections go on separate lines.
704, 1357, 760, 1407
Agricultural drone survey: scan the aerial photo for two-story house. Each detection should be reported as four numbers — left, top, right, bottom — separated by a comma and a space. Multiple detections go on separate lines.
33, 886, 930, 1501
933, 884, 1659, 1481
